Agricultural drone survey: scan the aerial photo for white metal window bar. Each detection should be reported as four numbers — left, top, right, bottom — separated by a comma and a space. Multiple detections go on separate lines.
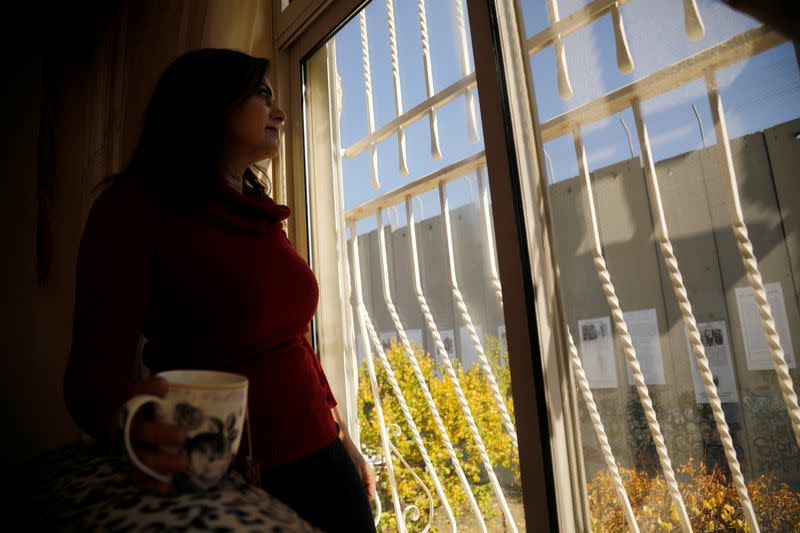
375, 207, 484, 532
525, 0, 703, 57
454, 0, 480, 141
517, 2, 795, 532
477, 167, 503, 307
437, 180, 520, 451
358, 11, 381, 189
545, 0, 573, 99
349, 222, 406, 532
346, 11, 783, 160
343, 70, 477, 160
402, 192, 518, 531
355, 273, 436, 532
630, 97, 760, 532
539, 26, 784, 142
415, 0, 443, 159
683, 0, 705, 41
347, 182, 519, 530
385, 0, 409, 176
573, 125, 693, 532
610, 1, 634, 74
377, 207, 458, 532
565, 324, 640, 532
705, 72, 800, 449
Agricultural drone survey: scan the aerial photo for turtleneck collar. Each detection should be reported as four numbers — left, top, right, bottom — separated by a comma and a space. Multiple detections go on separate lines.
205, 179, 291, 235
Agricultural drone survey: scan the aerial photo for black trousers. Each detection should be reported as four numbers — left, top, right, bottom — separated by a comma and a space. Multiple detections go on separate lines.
259, 436, 377, 533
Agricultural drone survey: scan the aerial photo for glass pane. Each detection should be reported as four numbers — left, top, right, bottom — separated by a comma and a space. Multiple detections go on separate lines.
303, 1, 525, 531
518, 0, 800, 530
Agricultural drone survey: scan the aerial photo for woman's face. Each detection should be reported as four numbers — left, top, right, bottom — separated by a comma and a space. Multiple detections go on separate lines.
226, 75, 286, 164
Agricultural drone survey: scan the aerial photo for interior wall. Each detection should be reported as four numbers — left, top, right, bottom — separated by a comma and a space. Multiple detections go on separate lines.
1, 6, 51, 476
1, 0, 273, 473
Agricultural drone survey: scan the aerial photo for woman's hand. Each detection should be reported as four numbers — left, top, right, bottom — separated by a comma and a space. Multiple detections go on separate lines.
341, 434, 377, 502
115, 376, 189, 495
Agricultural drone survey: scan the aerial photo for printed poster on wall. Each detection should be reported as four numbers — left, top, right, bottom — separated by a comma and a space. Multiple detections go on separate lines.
380, 331, 396, 352
577, 316, 617, 389
624, 308, 666, 386
406, 328, 424, 352
735, 282, 796, 371
439, 329, 456, 367
380, 329, 423, 352
354, 334, 365, 364
685, 321, 739, 404
459, 325, 483, 370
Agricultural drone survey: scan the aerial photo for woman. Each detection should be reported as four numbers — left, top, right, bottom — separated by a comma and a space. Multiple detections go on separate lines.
64, 48, 377, 533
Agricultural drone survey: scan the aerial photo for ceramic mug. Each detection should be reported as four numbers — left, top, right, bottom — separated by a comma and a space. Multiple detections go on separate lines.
122, 369, 248, 490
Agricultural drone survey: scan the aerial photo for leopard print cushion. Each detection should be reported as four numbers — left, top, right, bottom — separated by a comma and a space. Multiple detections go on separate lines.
21, 442, 323, 532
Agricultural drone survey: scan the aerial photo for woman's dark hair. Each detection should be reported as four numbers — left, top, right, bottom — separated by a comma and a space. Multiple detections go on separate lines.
101, 48, 271, 200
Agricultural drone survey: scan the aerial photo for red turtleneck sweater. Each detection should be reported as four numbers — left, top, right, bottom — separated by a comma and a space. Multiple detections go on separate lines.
65, 176, 338, 468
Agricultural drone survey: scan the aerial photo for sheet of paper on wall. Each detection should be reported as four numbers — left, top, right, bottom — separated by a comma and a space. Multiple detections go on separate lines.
685, 321, 739, 404
438, 329, 456, 368
354, 334, 365, 364
406, 328, 424, 352
577, 316, 617, 388
735, 282, 796, 371
624, 308, 666, 386
459, 325, 483, 370
380, 331, 397, 352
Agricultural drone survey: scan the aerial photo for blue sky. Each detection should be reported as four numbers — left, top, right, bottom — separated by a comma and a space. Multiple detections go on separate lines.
329, 0, 800, 235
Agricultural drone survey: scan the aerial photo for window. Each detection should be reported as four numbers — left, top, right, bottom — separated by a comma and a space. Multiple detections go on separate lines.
276, 0, 800, 530
516, 0, 800, 530
301, 2, 529, 530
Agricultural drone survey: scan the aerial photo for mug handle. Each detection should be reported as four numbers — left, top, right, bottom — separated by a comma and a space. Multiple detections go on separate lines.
122, 394, 171, 483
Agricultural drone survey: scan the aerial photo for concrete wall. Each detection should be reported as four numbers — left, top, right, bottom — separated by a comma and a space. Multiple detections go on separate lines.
549, 120, 800, 486
350, 119, 800, 488
351, 202, 505, 371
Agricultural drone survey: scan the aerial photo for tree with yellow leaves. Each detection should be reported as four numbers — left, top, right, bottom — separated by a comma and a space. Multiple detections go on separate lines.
357, 335, 521, 532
